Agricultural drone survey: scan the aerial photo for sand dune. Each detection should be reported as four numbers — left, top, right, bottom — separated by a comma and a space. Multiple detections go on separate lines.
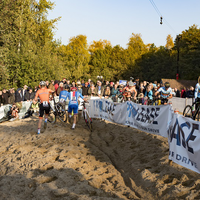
0, 115, 200, 200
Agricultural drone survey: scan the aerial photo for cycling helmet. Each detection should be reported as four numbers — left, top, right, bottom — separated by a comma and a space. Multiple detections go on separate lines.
165, 82, 170, 88
71, 87, 77, 91
40, 81, 46, 86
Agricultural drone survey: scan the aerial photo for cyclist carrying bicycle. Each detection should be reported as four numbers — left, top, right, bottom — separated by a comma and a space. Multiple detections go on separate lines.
154, 82, 172, 105
34, 81, 54, 134
59, 88, 69, 110
194, 76, 200, 110
67, 87, 87, 130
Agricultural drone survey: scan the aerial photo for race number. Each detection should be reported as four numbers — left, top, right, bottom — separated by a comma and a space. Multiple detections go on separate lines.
43, 101, 49, 107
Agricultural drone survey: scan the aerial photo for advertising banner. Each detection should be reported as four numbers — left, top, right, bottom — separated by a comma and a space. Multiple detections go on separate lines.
88, 99, 172, 138
125, 101, 172, 138
168, 114, 200, 173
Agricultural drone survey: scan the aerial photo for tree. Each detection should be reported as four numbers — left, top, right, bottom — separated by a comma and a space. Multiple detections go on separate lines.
89, 39, 111, 54
165, 34, 174, 49
175, 25, 200, 79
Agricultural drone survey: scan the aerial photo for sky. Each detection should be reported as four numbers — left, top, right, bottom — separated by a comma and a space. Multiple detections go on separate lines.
47, 0, 200, 49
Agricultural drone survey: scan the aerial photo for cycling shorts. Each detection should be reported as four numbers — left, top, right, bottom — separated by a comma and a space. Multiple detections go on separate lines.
161, 98, 168, 105
68, 104, 78, 115
39, 103, 50, 119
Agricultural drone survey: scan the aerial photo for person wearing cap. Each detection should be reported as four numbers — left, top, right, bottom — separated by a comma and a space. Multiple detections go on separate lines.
67, 87, 87, 130
155, 82, 173, 105
34, 81, 55, 134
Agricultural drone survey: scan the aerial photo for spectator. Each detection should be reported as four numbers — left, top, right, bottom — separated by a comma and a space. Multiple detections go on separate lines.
57, 82, 64, 96
104, 80, 110, 89
144, 85, 153, 104
62, 78, 67, 88
174, 88, 180, 97
0, 90, 3, 106
77, 84, 82, 95
88, 79, 91, 87
181, 87, 186, 98
152, 86, 159, 101
186, 86, 194, 98
15, 89, 23, 103
48, 80, 55, 92
95, 81, 104, 97
135, 77, 140, 92
54, 80, 59, 94
111, 83, 120, 102
138, 82, 145, 95
22, 85, 28, 101
88, 84, 96, 96
81, 80, 85, 87
65, 79, 71, 90
2, 88, 10, 105
46, 81, 49, 88
110, 82, 114, 90
8, 88, 15, 104
82, 82, 89, 96
103, 86, 111, 99
25, 88, 35, 101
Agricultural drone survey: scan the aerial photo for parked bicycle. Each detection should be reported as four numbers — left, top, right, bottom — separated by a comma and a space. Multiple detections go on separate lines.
81, 101, 93, 132
183, 99, 200, 121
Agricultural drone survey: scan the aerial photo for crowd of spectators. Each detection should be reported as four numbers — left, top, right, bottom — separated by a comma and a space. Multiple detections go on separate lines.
0, 78, 196, 107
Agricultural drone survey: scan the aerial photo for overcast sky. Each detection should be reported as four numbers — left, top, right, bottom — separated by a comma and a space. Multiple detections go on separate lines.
47, 0, 200, 48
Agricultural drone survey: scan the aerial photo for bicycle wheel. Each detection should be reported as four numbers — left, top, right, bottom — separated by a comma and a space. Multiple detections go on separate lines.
48, 108, 56, 124
84, 111, 93, 132
58, 110, 67, 122
183, 105, 193, 118
55, 103, 67, 123
195, 109, 200, 121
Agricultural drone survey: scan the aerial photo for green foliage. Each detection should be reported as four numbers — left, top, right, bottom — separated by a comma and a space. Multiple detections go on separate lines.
0, 0, 199, 91
175, 25, 200, 79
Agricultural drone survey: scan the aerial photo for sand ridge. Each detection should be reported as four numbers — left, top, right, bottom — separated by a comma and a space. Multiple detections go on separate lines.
0, 116, 200, 200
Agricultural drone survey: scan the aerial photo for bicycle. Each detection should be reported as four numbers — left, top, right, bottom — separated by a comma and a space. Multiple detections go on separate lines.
183, 99, 200, 121
81, 101, 93, 132
48, 95, 67, 124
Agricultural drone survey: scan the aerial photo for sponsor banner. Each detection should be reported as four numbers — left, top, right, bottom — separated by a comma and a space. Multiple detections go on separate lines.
125, 101, 172, 138
168, 114, 200, 173
88, 99, 126, 124
88, 99, 172, 137
0, 105, 12, 121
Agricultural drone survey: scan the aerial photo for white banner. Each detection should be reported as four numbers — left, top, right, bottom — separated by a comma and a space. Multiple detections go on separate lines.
88, 99, 172, 138
168, 114, 200, 173
88, 99, 126, 124
125, 102, 172, 138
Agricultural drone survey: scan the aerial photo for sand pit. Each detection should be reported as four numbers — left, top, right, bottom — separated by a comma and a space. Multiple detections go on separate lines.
0, 115, 200, 200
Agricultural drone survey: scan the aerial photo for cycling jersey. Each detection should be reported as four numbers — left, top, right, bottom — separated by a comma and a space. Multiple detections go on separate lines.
68, 91, 84, 106
157, 87, 172, 99
59, 90, 69, 102
35, 88, 53, 103
194, 83, 200, 99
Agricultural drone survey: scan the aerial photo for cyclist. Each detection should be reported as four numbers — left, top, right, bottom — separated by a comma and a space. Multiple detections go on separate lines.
59, 89, 69, 111
34, 81, 54, 134
194, 76, 200, 110
155, 82, 172, 105
67, 87, 87, 130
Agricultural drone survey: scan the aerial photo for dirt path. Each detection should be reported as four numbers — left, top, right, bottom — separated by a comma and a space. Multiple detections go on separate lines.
0, 116, 200, 200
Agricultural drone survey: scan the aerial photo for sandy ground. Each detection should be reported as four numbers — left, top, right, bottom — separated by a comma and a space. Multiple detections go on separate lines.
0, 114, 200, 200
